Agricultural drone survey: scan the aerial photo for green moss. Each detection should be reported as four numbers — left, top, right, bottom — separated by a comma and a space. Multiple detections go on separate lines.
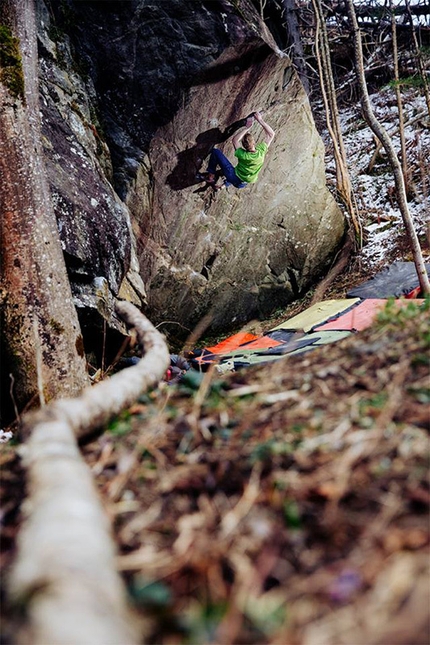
0, 24, 24, 100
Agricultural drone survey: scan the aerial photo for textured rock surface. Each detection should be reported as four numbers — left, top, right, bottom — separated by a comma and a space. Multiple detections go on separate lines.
38, 0, 345, 338
145, 45, 345, 330
36, 0, 145, 336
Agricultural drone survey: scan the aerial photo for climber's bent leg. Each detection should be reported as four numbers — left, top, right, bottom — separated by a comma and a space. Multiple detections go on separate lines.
207, 148, 237, 184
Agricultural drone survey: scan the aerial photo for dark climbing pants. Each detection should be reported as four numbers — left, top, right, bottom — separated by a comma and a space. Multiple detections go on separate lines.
207, 148, 247, 189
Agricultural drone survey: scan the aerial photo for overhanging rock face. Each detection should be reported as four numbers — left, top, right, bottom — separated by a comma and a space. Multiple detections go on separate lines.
141, 43, 345, 331
39, 0, 345, 337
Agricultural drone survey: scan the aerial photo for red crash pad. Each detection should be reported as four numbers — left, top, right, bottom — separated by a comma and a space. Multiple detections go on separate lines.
314, 298, 425, 332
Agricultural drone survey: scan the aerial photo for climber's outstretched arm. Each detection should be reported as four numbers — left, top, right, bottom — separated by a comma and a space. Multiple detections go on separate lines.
232, 116, 254, 150
255, 111, 275, 146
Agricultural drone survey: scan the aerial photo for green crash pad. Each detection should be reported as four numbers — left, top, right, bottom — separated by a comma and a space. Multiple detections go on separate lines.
270, 299, 360, 332
285, 330, 352, 356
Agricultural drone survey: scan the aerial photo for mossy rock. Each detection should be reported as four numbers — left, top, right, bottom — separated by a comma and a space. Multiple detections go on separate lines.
0, 24, 24, 100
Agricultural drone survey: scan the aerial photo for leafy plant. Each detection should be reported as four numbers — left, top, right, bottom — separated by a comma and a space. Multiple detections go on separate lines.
250, 438, 293, 464
376, 297, 429, 329
183, 601, 228, 644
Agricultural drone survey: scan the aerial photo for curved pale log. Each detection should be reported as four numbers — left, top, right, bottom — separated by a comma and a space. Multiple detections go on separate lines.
9, 301, 170, 645
51, 301, 171, 440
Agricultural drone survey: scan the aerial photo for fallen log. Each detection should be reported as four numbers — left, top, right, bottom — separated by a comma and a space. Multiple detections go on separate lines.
8, 301, 170, 645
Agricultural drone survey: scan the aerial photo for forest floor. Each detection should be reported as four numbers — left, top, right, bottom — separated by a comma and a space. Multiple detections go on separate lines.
1, 89, 429, 645
84, 298, 429, 645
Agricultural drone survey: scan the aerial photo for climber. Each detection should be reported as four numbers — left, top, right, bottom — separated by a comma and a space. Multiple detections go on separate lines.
197, 111, 275, 190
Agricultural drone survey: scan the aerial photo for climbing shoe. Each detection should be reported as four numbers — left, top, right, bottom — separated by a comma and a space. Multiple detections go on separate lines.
196, 172, 216, 185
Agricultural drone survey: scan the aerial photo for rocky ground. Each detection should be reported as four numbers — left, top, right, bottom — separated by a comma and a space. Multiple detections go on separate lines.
1, 86, 429, 644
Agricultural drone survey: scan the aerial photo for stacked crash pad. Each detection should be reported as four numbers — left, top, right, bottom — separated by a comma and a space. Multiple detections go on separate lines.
314, 298, 425, 332
269, 299, 360, 332
193, 299, 365, 368
191, 262, 427, 370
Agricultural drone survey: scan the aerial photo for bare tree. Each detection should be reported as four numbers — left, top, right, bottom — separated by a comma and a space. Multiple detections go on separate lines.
0, 0, 88, 416
404, 0, 430, 116
311, 0, 362, 244
346, 0, 430, 295
390, 0, 409, 195
278, 0, 311, 93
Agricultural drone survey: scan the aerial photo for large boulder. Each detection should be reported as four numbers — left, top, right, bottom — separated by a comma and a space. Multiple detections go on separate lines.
145, 44, 345, 330
38, 0, 345, 339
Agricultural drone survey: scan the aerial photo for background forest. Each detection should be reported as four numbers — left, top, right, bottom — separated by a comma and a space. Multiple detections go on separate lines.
1, 1, 429, 644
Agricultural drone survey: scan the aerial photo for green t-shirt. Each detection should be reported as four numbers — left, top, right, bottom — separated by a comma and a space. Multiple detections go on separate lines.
234, 142, 268, 183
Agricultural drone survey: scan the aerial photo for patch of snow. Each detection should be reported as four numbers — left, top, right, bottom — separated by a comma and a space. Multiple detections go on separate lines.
324, 88, 430, 271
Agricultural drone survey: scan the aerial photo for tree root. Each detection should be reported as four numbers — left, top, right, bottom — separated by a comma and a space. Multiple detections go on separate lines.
8, 301, 170, 645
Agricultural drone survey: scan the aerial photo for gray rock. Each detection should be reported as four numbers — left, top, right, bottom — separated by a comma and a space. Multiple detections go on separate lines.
37, 0, 345, 341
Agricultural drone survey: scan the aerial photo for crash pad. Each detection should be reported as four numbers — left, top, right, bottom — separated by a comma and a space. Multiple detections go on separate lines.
312, 330, 352, 344
215, 336, 320, 366
270, 299, 360, 332
254, 336, 319, 356
196, 327, 354, 368
251, 331, 352, 358
347, 262, 430, 299
314, 299, 425, 332
232, 355, 286, 367
222, 331, 353, 366
239, 336, 283, 350
198, 332, 259, 359
195, 331, 285, 365
265, 330, 297, 343
286, 330, 352, 356
230, 351, 305, 366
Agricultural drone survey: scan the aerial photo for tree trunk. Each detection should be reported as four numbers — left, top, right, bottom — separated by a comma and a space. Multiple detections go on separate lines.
390, 0, 409, 195
0, 0, 88, 417
311, 0, 362, 245
278, 0, 310, 94
404, 0, 430, 116
346, 0, 430, 295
